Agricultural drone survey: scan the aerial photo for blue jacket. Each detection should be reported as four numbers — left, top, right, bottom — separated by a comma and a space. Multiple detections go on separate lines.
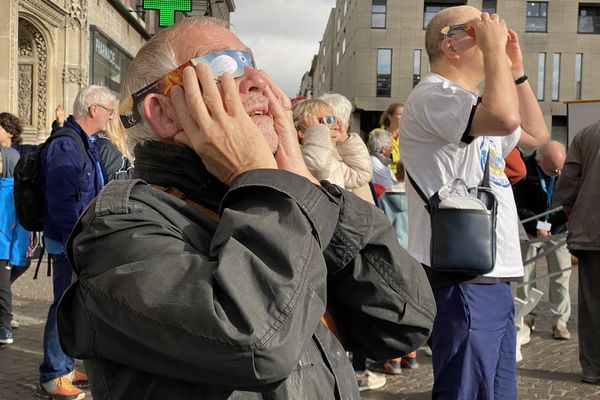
40, 116, 103, 246
0, 178, 30, 267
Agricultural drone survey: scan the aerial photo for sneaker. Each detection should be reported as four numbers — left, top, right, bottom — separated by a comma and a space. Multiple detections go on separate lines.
552, 325, 571, 340
0, 326, 13, 344
420, 345, 432, 357
356, 370, 386, 391
68, 369, 89, 389
37, 375, 85, 400
368, 359, 402, 375
524, 319, 536, 332
10, 319, 19, 329
401, 352, 419, 369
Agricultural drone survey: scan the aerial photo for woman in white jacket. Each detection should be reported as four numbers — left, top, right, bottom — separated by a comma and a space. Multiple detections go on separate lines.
292, 99, 372, 191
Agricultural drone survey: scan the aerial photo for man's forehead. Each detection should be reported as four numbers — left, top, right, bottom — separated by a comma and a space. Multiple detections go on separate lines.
179, 24, 251, 59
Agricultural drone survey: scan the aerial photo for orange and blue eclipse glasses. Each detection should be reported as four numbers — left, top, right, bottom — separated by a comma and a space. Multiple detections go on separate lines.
440, 22, 476, 39
319, 115, 337, 126
119, 49, 255, 128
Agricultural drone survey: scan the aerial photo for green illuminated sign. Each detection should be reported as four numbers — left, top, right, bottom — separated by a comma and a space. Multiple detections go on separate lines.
143, 0, 192, 27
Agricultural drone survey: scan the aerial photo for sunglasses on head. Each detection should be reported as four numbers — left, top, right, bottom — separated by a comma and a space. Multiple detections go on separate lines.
440, 22, 475, 39
319, 115, 337, 126
119, 49, 256, 128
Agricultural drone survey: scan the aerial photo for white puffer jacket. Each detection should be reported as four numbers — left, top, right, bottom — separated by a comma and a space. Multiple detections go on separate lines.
301, 124, 373, 190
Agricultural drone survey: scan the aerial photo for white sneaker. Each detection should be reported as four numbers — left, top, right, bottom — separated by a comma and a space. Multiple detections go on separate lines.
356, 370, 386, 391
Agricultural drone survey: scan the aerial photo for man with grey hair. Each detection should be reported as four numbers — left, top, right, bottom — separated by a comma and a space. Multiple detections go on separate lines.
38, 84, 113, 400
513, 140, 571, 340
56, 16, 435, 400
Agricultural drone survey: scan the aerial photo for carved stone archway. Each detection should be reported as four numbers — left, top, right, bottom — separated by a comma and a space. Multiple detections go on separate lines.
18, 18, 48, 142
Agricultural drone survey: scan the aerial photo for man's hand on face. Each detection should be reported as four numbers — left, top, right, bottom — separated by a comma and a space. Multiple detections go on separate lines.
472, 12, 509, 56
263, 84, 319, 184
171, 64, 277, 186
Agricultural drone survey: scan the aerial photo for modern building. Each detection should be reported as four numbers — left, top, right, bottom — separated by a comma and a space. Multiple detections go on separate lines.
303, 0, 600, 143
1, 0, 234, 144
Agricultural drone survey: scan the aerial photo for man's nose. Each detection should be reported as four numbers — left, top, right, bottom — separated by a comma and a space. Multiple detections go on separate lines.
238, 67, 267, 94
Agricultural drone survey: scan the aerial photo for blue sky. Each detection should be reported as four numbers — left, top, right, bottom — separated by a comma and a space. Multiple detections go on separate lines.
230, 0, 336, 97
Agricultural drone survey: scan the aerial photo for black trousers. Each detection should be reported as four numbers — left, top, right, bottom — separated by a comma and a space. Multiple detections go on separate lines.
0, 260, 28, 328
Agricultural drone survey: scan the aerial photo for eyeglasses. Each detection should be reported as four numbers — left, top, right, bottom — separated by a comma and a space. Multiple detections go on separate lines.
94, 104, 114, 116
319, 115, 337, 126
440, 22, 475, 39
119, 49, 256, 129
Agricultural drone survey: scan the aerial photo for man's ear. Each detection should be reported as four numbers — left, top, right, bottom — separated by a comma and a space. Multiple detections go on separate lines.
143, 93, 180, 140
440, 38, 459, 59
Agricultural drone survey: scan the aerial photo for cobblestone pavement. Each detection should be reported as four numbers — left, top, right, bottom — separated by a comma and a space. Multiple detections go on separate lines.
1, 259, 599, 399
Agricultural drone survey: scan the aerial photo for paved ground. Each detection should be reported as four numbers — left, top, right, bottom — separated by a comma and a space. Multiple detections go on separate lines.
1, 258, 599, 399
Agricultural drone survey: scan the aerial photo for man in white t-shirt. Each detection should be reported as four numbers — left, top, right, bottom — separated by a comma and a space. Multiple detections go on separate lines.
399, 6, 548, 399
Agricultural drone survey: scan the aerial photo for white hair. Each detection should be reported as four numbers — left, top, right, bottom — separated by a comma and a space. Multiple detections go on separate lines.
72, 85, 114, 118
318, 92, 353, 126
121, 16, 230, 146
368, 129, 392, 154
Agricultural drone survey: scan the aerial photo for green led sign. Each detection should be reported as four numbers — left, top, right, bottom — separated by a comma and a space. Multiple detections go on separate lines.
143, 0, 192, 27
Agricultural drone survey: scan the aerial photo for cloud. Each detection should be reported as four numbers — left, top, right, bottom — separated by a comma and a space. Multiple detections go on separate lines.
231, 0, 335, 97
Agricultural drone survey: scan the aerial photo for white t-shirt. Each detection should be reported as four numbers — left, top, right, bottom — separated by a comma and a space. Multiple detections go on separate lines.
399, 73, 523, 279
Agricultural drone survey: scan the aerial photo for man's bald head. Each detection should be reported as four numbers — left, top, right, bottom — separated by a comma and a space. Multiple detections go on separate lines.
425, 6, 481, 63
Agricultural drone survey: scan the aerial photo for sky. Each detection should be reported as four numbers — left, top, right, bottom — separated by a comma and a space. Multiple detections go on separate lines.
230, 0, 336, 98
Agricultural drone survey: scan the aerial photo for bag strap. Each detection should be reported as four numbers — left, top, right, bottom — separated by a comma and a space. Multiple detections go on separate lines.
48, 129, 88, 169
482, 149, 490, 188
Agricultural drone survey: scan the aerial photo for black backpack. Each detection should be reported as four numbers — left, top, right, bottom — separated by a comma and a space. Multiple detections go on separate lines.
13, 129, 87, 232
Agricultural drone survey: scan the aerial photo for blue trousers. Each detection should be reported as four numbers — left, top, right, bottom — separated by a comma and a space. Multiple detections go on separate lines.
39, 253, 75, 382
431, 282, 516, 400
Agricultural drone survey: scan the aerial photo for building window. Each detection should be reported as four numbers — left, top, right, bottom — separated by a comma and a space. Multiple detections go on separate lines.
337, 16, 341, 32
342, 37, 347, 54
323, 45, 327, 56
552, 53, 560, 101
413, 49, 422, 87
482, 0, 497, 13
424, 3, 465, 28
372, 0, 386, 28
526, 2, 548, 32
344, 0, 348, 16
337, 50, 341, 67
537, 52, 546, 100
376, 48, 392, 97
578, 4, 600, 33
574, 53, 582, 99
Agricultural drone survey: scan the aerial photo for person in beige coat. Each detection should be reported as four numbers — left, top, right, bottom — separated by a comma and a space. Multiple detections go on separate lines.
292, 99, 372, 192
556, 120, 600, 384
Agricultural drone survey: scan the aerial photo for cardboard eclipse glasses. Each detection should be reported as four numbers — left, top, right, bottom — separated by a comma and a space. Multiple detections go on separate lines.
119, 49, 255, 129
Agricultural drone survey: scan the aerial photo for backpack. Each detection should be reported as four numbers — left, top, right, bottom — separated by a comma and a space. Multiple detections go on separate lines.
13, 129, 87, 232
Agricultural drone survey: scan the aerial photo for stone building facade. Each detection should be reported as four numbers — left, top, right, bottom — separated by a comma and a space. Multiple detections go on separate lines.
0, 0, 235, 144
305, 0, 600, 142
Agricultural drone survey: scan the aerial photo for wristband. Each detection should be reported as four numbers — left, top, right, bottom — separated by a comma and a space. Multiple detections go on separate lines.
514, 75, 528, 85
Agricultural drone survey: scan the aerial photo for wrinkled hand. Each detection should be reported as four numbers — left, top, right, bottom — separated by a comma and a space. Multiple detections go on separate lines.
170, 64, 276, 186
297, 112, 320, 133
263, 85, 319, 184
55, 105, 65, 127
473, 12, 509, 55
506, 29, 525, 78
332, 119, 349, 144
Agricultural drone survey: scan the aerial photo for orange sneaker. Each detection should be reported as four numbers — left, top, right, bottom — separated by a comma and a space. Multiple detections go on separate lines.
68, 369, 89, 389
37, 375, 85, 400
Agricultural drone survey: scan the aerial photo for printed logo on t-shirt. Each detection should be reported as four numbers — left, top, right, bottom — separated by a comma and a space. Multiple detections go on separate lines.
480, 138, 510, 188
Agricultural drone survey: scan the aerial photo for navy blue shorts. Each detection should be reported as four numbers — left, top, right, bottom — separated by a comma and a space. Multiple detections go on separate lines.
431, 282, 516, 400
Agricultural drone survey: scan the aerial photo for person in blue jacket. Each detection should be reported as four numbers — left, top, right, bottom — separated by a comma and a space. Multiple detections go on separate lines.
0, 112, 30, 346
37, 85, 113, 400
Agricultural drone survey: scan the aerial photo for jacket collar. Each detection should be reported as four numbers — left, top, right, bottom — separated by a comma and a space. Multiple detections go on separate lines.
133, 141, 228, 212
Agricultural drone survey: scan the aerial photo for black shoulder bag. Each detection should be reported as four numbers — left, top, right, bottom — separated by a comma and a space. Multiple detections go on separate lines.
407, 153, 498, 275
